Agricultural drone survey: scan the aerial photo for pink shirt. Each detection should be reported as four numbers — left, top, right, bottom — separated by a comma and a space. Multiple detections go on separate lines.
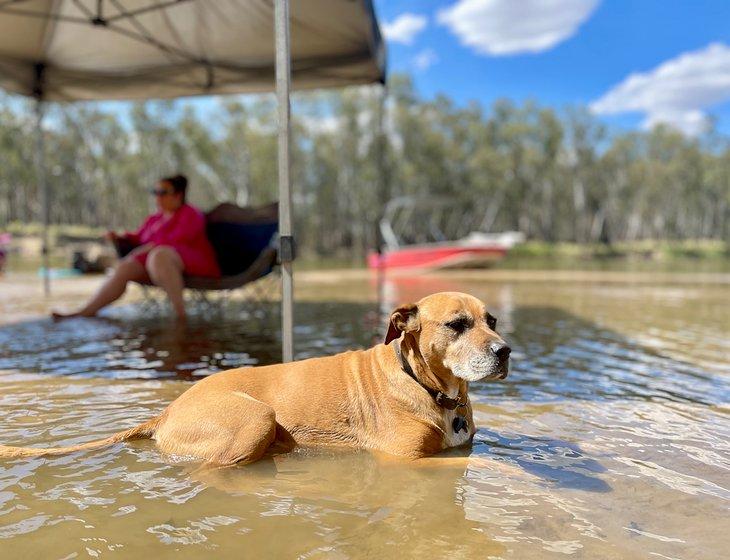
126, 204, 221, 278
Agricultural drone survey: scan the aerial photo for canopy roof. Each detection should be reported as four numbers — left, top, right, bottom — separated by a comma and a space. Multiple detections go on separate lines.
0, 0, 385, 101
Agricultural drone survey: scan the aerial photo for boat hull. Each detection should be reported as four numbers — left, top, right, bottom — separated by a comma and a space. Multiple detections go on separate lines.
368, 245, 507, 270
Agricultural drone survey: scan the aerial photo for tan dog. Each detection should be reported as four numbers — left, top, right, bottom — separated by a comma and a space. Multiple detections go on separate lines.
0, 292, 510, 465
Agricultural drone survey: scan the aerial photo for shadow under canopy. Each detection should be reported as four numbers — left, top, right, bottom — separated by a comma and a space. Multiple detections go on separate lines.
0, 0, 386, 362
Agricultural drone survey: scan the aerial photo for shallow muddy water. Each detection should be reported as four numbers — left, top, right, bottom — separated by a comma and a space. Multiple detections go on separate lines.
0, 270, 728, 559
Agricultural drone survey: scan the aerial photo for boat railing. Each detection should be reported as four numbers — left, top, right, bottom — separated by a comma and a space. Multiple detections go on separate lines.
379, 196, 508, 250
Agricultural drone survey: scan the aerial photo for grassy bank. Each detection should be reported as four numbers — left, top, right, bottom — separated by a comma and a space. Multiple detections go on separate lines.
3, 223, 729, 273
5, 222, 105, 241
295, 239, 730, 274
495, 240, 730, 273
507, 239, 729, 260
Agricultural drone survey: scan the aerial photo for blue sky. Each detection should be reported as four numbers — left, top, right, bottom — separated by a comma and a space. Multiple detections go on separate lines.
374, 0, 730, 135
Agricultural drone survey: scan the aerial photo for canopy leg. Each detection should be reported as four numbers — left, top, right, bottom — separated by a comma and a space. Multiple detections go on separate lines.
35, 99, 50, 296
375, 84, 388, 322
275, 0, 293, 363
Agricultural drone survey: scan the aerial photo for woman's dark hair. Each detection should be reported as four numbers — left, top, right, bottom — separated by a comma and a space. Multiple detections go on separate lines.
161, 174, 188, 202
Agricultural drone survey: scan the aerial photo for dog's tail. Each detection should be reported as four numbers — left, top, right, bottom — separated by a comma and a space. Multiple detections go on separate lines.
0, 417, 160, 459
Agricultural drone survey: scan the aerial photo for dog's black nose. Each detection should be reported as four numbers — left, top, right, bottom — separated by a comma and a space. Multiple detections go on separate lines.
490, 342, 511, 360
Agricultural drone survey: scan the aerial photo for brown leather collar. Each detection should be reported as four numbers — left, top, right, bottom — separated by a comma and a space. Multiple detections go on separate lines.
394, 342, 467, 411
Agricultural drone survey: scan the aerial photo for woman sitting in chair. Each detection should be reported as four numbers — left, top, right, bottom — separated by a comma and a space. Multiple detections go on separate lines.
53, 174, 220, 322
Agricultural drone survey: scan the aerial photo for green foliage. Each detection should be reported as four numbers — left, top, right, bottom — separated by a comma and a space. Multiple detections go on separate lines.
508, 239, 728, 260
1, 75, 729, 261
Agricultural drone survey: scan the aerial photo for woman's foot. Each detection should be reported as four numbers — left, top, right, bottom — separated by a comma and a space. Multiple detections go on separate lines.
51, 310, 95, 321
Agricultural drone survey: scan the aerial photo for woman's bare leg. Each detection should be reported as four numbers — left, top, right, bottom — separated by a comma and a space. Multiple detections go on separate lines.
52, 258, 148, 319
145, 246, 186, 321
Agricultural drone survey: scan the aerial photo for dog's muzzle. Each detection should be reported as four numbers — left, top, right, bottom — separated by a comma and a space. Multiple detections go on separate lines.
459, 342, 511, 381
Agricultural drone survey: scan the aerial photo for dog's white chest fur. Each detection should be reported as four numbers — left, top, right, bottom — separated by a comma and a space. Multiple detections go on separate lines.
442, 408, 472, 448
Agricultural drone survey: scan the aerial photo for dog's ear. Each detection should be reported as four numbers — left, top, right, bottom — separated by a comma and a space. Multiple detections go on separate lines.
384, 303, 420, 344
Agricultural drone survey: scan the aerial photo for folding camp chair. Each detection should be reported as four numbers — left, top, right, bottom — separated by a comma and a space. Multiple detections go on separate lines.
118, 201, 279, 316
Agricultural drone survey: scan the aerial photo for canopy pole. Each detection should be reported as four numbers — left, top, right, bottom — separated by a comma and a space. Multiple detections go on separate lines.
34, 98, 50, 296
375, 83, 388, 321
275, 0, 294, 363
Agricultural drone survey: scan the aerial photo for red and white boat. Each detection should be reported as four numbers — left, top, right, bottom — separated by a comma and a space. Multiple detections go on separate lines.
367, 197, 524, 270
368, 232, 523, 270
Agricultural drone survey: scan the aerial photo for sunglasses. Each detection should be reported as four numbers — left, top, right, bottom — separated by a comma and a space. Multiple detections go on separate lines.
151, 188, 174, 196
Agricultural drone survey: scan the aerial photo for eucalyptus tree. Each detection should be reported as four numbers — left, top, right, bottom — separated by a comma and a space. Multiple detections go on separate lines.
1, 76, 728, 253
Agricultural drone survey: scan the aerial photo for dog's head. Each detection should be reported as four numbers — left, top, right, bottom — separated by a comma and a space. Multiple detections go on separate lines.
385, 292, 510, 382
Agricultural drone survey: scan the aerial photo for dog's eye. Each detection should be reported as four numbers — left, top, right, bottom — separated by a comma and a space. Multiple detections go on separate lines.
446, 318, 469, 334
486, 315, 497, 330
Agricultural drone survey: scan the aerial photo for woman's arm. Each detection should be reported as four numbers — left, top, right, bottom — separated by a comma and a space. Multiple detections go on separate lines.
121, 214, 157, 245
119, 231, 141, 244
125, 243, 154, 258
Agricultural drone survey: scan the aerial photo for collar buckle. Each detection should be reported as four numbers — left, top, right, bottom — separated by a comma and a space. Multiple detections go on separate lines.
435, 391, 467, 410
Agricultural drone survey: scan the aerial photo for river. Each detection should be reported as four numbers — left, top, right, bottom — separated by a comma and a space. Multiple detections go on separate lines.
0, 268, 728, 559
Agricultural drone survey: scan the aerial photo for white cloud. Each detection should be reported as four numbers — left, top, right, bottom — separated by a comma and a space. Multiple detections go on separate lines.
591, 43, 730, 135
413, 49, 438, 71
382, 13, 428, 45
437, 0, 599, 56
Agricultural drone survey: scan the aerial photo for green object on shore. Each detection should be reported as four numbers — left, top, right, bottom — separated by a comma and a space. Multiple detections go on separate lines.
36, 267, 82, 279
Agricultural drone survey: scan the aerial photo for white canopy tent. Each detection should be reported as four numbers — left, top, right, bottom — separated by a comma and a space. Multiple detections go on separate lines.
0, 0, 385, 362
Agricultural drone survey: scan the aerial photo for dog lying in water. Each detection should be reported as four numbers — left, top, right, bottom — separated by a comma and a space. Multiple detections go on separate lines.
0, 292, 510, 465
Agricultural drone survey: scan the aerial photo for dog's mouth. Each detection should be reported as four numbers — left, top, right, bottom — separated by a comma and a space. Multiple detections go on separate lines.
451, 355, 509, 382
476, 353, 510, 381
485, 362, 509, 381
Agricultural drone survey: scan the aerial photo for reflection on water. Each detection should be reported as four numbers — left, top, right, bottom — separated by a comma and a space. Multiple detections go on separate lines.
475, 430, 611, 493
0, 302, 379, 379
0, 272, 728, 558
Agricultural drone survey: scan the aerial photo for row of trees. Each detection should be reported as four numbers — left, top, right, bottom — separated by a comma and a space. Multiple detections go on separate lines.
1, 75, 729, 258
